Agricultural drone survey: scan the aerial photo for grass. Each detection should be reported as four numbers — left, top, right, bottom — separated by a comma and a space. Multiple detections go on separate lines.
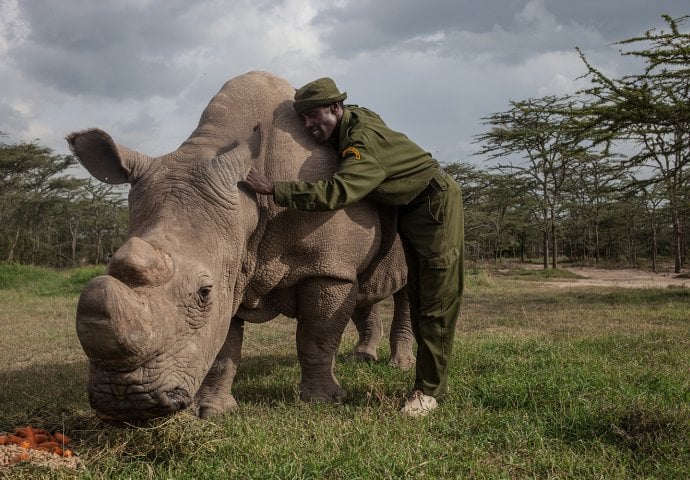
0, 263, 688, 479
0, 263, 105, 296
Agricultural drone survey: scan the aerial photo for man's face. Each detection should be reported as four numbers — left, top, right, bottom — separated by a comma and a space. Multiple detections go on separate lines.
301, 104, 339, 143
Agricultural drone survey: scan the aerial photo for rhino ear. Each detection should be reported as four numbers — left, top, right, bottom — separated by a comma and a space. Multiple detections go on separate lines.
66, 128, 148, 184
214, 124, 263, 182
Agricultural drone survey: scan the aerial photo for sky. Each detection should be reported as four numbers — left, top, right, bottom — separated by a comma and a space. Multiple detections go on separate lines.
1, 0, 688, 175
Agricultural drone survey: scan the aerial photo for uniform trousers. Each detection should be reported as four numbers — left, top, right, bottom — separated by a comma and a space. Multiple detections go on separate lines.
398, 170, 464, 398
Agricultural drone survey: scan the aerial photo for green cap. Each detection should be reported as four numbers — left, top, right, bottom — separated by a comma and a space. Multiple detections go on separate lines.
293, 77, 347, 115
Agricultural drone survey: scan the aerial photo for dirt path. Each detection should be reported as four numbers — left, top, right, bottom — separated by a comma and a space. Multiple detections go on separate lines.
548, 266, 689, 289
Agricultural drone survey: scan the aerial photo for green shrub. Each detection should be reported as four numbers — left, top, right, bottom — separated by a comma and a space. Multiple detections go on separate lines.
0, 262, 105, 296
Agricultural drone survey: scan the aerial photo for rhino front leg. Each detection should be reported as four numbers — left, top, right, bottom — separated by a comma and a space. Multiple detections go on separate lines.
351, 303, 382, 362
389, 288, 415, 370
296, 277, 356, 402
193, 317, 244, 418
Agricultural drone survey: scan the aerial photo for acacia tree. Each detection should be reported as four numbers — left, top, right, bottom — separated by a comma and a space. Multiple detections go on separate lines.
78, 180, 127, 264
0, 139, 78, 262
634, 182, 666, 272
474, 95, 585, 269
445, 162, 539, 262
563, 143, 627, 263
443, 163, 491, 261
480, 171, 534, 263
0, 136, 128, 266
577, 14, 690, 272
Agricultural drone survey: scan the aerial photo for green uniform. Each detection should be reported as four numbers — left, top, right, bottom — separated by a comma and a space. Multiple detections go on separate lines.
274, 105, 464, 398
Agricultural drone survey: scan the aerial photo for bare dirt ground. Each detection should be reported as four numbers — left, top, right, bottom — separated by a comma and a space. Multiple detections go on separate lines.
547, 266, 689, 289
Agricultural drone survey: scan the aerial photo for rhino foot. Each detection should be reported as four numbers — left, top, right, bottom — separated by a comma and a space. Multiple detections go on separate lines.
389, 352, 415, 371
194, 394, 239, 419
299, 381, 347, 403
353, 346, 378, 362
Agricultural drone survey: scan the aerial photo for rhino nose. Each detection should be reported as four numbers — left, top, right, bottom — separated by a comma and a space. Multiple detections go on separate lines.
76, 275, 155, 368
107, 237, 173, 287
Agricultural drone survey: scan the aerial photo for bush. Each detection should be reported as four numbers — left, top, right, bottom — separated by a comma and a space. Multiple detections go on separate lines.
0, 262, 105, 296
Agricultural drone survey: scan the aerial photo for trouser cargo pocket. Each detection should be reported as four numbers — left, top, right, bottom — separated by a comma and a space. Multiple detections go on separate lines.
420, 247, 460, 315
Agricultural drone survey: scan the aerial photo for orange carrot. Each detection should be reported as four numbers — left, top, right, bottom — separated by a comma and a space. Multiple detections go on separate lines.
54, 432, 71, 445
19, 439, 31, 449
9, 451, 30, 464
25, 426, 37, 447
37, 441, 61, 450
63, 449, 74, 458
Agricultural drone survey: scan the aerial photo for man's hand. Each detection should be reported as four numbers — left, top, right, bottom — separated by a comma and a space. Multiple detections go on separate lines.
243, 167, 274, 195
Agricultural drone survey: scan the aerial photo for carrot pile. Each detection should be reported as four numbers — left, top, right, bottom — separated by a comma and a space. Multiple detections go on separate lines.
0, 426, 73, 465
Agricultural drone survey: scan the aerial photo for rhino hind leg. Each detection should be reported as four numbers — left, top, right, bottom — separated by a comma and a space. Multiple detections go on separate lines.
353, 290, 415, 369
351, 304, 382, 362
388, 288, 415, 370
193, 317, 244, 418
296, 277, 357, 402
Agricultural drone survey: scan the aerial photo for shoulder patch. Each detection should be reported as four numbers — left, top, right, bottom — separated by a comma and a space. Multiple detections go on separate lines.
341, 146, 361, 160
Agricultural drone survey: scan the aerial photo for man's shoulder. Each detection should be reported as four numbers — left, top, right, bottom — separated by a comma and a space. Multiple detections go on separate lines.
343, 105, 388, 143
347, 105, 385, 124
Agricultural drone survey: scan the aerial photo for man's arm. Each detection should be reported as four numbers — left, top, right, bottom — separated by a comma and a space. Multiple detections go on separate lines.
244, 167, 274, 195
242, 140, 387, 211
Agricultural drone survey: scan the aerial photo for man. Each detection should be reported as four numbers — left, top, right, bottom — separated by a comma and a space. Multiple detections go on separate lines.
244, 77, 464, 417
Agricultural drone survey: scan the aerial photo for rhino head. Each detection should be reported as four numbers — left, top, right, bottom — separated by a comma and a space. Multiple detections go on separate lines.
67, 121, 262, 419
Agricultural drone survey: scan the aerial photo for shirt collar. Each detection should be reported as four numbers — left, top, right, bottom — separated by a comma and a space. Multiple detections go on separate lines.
337, 107, 353, 149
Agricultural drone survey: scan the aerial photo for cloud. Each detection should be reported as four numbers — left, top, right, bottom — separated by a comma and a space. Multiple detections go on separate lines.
311, 0, 611, 62
1, 0, 688, 165
10, 1, 216, 99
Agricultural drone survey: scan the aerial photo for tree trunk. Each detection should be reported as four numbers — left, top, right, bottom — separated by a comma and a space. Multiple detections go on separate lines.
627, 221, 636, 266
594, 220, 600, 264
6, 227, 20, 263
651, 225, 657, 273
673, 216, 682, 274
69, 216, 79, 267
550, 207, 557, 269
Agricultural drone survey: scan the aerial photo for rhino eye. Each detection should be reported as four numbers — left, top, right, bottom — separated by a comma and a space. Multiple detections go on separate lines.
197, 286, 212, 305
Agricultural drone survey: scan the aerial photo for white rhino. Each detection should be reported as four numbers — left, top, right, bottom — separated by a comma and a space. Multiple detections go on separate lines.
67, 71, 413, 420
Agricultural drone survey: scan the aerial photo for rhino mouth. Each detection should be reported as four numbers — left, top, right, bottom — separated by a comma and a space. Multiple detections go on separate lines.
87, 364, 193, 420
89, 385, 192, 420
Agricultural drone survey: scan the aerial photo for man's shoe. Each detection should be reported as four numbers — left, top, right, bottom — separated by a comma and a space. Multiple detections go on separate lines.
400, 390, 437, 417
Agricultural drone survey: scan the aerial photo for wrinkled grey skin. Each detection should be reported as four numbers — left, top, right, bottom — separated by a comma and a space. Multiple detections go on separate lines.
67, 71, 413, 420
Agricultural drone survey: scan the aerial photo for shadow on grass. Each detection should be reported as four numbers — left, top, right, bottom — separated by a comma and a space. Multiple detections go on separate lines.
571, 287, 690, 305
0, 360, 92, 429
550, 400, 690, 457
0, 349, 395, 424
233, 351, 410, 408
232, 353, 300, 405
492, 284, 690, 307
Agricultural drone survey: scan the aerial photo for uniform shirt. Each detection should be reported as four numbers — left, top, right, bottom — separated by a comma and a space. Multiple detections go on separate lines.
273, 106, 439, 210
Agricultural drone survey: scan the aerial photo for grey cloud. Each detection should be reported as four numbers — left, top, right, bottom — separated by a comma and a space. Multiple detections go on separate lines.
118, 109, 161, 137
314, 0, 527, 54
12, 0, 209, 99
0, 102, 29, 136
13, 40, 195, 99
545, 0, 690, 39
312, 0, 688, 60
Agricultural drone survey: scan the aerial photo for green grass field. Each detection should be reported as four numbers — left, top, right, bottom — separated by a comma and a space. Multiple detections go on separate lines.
0, 263, 688, 479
